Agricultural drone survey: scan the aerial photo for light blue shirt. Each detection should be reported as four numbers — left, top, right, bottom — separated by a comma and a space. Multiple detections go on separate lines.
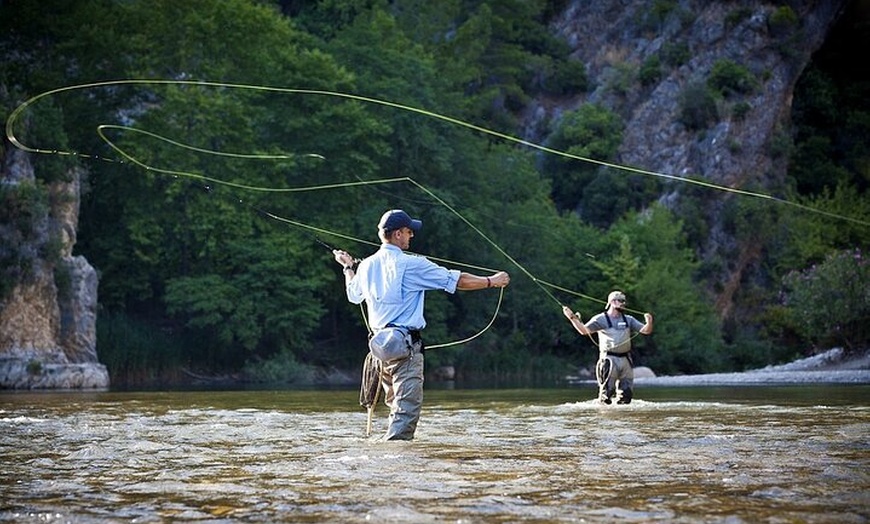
346, 244, 461, 330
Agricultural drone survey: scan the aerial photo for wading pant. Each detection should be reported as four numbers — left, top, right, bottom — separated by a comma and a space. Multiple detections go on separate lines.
596, 353, 633, 404
380, 340, 424, 440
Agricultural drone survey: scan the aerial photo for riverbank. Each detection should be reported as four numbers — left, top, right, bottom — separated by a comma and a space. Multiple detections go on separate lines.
635, 347, 870, 386
125, 347, 870, 390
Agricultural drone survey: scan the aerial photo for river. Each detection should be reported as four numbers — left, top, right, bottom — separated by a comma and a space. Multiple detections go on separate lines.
1, 385, 868, 523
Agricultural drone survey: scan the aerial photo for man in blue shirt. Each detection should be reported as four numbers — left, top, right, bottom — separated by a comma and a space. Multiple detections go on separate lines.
334, 209, 510, 440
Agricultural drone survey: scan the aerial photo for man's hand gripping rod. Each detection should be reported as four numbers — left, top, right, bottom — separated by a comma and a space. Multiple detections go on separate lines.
316, 237, 360, 269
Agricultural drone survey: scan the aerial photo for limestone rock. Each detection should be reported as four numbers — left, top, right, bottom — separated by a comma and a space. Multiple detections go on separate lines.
633, 366, 656, 379
0, 145, 108, 389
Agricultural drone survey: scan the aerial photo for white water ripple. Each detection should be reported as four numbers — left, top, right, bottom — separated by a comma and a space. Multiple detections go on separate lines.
0, 387, 868, 523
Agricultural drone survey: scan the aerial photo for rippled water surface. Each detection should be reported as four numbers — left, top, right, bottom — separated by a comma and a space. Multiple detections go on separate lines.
1, 386, 868, 523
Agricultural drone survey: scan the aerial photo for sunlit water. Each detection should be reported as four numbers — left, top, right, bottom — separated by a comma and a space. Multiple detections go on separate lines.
1, 386, 868, 523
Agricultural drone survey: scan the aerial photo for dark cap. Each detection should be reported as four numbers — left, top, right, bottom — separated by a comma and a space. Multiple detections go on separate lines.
378, 209, 422, 232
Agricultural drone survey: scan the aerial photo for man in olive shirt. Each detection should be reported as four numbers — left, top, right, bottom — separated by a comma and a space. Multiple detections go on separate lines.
563, 291, 653, 404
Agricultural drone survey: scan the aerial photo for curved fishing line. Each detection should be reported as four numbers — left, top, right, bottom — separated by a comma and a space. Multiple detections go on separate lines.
97, 123, 402, 193
3, 73, 514, 347
402, 178, 563, 305
537, 278, 606, 311
9, 78, 833, 329
96, 124, 529, 281
297, 89, 869, 228
8, 78, 649, 318
200, 182, 502, 274
9, 79, 645, 310
98, 127, 515, 282
98, 124, 323, 161
8, 79, 868, 227
427, 286, 505, 350
227, 180, 537, 348
162, 172, 479, 278
189, 178, 511, 348
92, 125, 497, 274
96, 125, 523, 278
257, 202, 507, 350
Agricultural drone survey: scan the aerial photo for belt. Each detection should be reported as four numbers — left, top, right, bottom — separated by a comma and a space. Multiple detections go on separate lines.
606, 351, 630, 358
383, 324, 425, 351
385, 324, 421, 340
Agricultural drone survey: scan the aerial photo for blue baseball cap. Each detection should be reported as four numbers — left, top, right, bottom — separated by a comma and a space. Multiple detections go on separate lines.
378, 209, 422, 232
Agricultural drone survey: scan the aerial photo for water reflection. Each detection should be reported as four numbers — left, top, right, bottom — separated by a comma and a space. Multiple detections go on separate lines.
1, 386, 868, 523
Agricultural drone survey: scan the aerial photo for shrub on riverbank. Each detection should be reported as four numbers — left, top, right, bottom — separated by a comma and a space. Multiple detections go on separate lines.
781, 248, 869, 353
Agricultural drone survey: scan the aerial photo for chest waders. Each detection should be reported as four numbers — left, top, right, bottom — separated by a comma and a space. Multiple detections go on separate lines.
359, 327, 424, 437
595, 312, 634, 404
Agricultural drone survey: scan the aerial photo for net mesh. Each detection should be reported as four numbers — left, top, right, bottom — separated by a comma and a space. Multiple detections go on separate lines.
359, 352, 382, 408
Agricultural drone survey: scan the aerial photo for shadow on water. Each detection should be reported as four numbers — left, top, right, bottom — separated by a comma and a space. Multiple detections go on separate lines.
1, 385, 868, 523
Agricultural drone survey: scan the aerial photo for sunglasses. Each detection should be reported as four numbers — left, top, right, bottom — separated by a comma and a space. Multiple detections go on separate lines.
614, 298, 626, 303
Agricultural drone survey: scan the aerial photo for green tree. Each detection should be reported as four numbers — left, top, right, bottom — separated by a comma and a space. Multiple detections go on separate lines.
707, 59, 757, 98
678, 81, 718, 130
605, 205, 725, 374
418, 0, 577, 129
319, 4, 604, 380
54, 0, 392, 376
790, 135, 853, 194
326, 7, 453, 185
590, 235, 641, 295
542, 104, 623, 214
781, 248, 869, 352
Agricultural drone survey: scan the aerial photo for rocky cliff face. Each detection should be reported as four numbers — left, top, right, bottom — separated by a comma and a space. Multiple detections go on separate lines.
528, 0, 848, 317
0, 146, 108, 389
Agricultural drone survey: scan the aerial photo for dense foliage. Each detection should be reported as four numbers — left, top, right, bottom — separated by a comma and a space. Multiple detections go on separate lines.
781, 249, 869, 351
1, 0, 867, 387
